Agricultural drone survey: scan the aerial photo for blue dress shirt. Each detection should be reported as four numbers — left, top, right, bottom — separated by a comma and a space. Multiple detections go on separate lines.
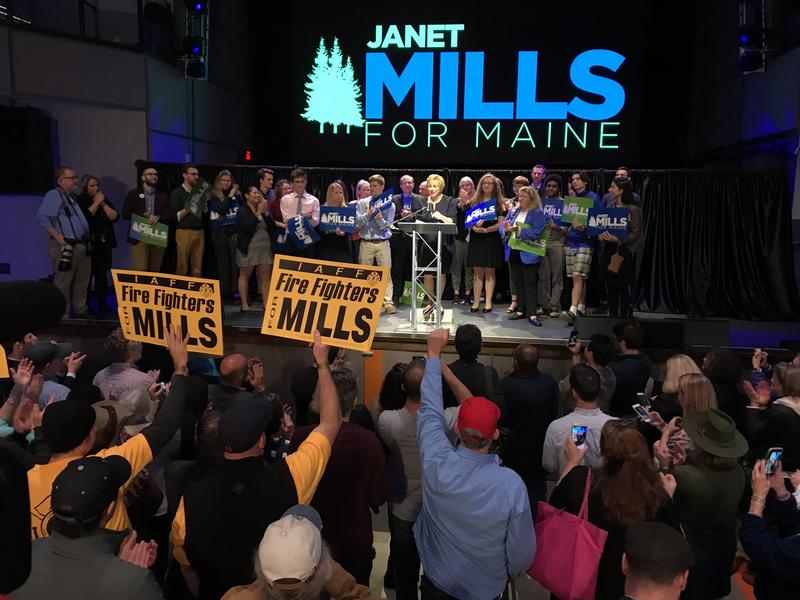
414, 359, 536, 600
37, 188, 91, 240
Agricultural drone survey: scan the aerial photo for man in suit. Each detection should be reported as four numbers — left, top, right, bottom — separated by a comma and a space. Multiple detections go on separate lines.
122, 165, 171, 272
390, 174, 422, 306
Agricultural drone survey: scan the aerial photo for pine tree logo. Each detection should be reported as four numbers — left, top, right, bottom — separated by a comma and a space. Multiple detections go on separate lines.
301, 37, 365, 134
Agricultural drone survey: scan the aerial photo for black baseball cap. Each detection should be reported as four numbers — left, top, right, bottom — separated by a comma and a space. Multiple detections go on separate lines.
42, 399, 97, 453
219, 393, 274, 454
23, 341, 73, 369
625, 522, 694, 572
51, 456, 131, 520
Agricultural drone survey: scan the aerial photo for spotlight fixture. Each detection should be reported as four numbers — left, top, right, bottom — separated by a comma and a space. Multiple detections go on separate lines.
185, 0, 207, 15
182, 35, 204, 56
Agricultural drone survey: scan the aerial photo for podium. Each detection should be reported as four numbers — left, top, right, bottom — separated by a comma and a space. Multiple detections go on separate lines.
397, 221, 458, 330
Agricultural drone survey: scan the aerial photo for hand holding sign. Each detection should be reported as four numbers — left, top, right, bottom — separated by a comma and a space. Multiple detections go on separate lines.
311, 330, 330, 365
166, 322, 189, 372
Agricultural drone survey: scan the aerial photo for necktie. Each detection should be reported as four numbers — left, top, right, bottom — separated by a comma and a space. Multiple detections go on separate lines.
295, 194, 303, 215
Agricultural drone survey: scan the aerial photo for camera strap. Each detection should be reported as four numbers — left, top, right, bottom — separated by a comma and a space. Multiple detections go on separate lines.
56, 188, 81, 242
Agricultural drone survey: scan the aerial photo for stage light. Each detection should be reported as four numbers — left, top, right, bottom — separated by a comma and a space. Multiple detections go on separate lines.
245, 150, 252, 162
185, 0, 207, 14
183, 35, 203, 55
740, 34, 748, 43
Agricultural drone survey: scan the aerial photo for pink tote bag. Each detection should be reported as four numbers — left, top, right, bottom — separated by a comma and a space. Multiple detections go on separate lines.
527, 470, 608, 600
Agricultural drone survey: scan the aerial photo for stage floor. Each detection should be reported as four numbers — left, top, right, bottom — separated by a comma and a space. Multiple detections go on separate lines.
222, 299, 573, 348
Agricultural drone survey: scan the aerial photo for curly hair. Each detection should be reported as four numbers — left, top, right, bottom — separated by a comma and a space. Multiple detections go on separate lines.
104, 328, 139, 363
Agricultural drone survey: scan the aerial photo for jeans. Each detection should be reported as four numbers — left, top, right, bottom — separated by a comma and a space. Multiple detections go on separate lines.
388, 511, 420, 600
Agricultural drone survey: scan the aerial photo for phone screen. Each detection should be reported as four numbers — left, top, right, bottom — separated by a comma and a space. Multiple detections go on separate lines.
636, 392, 650, 408
571, 425, 588, 448
766, 448, 783, 476
633, 403, 652, 423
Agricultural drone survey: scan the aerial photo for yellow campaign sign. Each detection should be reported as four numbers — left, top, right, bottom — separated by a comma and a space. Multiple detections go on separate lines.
112, 269, 224, 356
0, 345, 8, 378
261, 256, 389, 352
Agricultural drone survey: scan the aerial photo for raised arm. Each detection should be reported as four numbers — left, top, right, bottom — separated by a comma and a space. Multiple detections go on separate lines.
139, 323, 189, 455
441, 362, 472, 405
417, 329, 455, 463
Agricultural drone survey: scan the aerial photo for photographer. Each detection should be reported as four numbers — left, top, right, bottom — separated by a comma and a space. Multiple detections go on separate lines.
36, 166, 93, 318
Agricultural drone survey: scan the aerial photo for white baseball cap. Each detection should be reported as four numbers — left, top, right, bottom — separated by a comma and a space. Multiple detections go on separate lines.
258, 505, 323, 588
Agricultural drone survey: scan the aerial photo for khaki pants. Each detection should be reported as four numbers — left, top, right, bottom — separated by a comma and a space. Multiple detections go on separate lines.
359, 239, 394, 306
175, 229, 204, 277
48, 239, 91, 315
131, 242, 165, 273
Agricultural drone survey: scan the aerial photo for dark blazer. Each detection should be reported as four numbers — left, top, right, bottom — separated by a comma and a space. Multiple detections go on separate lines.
235, 202, 276, 255
410, 194, 458, 247
391, 192, 424, 218
122, 187, 171, 245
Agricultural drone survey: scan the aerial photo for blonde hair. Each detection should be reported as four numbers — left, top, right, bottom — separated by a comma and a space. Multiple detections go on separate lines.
517, 186, 541, 211
368, 173, 385, 186
513, 175, 530, 186
324, 182, 345, 207
471, 173, 507, 215
677, 373, 717, 415
426, 173, 445, 191
662, 354, 702, 394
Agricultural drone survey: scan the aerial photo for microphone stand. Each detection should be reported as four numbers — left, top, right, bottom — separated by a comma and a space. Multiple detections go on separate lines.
377, 203, 431, 232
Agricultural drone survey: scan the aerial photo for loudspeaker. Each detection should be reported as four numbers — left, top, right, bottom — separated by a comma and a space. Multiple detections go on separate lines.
574, 315, 731, 351
0, 107, 54, 194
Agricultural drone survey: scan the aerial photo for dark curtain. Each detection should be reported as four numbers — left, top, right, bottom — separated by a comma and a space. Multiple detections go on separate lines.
137, 161, 800, 320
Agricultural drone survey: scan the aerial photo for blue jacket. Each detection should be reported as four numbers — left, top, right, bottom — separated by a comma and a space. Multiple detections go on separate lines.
739, 494, 800, 600
502, 206, 546, 265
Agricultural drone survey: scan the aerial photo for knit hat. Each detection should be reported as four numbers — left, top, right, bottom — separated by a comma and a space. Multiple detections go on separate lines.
42, 399, 97, 453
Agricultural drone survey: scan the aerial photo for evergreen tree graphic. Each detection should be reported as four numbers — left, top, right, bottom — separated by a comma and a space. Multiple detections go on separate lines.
301, 37, 364, 134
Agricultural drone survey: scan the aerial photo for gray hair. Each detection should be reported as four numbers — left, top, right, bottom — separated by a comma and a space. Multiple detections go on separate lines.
118, 388, 151, 425
256, 543, 333, 600
331, 366, 359, 416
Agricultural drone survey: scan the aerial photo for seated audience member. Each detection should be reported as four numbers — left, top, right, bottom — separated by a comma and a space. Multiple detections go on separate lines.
648, 373, 717, 468
559, 334, 617, 415
171, 332, 342, 600
550, 420, 679, 600
292, 346, 346, 427
92, 328, 158, 401
543, 364, 616, 476
443, 324, 504, 409
122, 164, 170, 273
11, 456, 162, 600
415, 329, 535, 600
621, 522, 694, 600
650, 354, 703, 423
702, 347, 746, 431
23, 341, 76, 407
665, 409, 748, 600
745, 364, 800, 471
498, 343, 558, 505
290, 366, 387, 586
211, 353, 268, 404
377, 359, 465, 598
221, 505, 380, 600
609, 321, 653, 417
0, 333, 37, 399
740, 459, 800, 600
23, 324, 188, 539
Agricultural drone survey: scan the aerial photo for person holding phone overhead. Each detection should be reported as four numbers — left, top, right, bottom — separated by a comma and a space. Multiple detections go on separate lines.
76, 174, 119, 316
466, 173, 507, 313
206, 170, 243, 302
740, 458, 800, 599
411, 174, 457, 318
235, 186, 275, 312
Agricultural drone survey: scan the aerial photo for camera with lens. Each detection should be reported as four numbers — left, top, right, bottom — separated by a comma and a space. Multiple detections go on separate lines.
58, 243, 74, 272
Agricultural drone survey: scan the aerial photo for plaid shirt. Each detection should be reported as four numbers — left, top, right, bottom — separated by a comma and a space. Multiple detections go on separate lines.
92, 363, 156, 401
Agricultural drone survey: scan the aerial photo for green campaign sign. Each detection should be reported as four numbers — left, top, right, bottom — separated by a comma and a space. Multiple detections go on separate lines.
130, 215, 169, 248
508, 223, 549, 257
560, 196, 595, 226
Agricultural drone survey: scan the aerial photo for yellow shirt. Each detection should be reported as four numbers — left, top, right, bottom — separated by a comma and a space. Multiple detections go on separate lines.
28, 434, 153, 539
172, 430, 331, 566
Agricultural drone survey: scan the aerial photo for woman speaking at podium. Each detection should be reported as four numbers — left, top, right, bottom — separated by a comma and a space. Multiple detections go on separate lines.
411, 174, 457, 318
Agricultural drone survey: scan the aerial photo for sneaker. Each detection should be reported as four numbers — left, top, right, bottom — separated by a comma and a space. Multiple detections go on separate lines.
384, 304, 397, 314
548, 307, 561, 318
576, 307, 586, 317
536, 307, 546, 317
559, 309, 577, 324
457, 295, 467, 305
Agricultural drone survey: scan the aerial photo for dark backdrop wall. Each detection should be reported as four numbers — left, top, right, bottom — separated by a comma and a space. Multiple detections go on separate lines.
139, 160, 800, 321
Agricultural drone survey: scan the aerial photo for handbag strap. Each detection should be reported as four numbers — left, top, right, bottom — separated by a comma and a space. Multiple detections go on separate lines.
577, 468, 592, 521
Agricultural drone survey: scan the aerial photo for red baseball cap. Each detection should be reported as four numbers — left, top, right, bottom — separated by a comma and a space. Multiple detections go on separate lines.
457, 396, 500, 439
